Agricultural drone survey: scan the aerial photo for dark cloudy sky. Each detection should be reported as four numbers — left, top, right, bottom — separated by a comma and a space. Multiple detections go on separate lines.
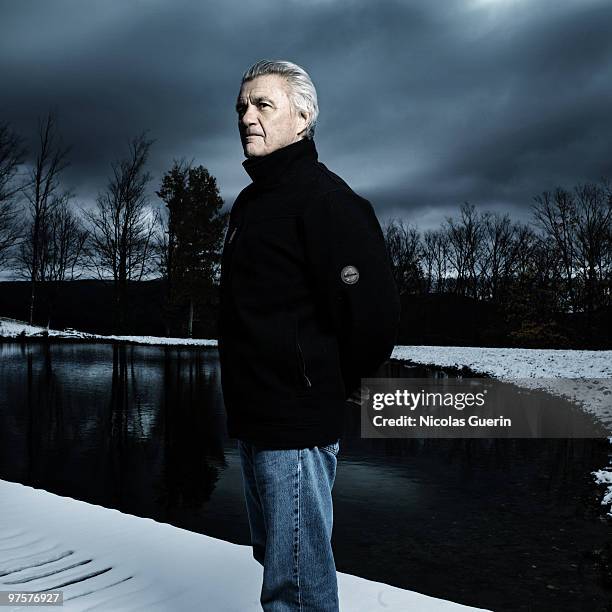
2, 0, 611, 230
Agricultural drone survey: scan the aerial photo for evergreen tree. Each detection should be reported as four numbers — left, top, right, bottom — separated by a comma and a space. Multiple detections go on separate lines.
157, 161, 228, 337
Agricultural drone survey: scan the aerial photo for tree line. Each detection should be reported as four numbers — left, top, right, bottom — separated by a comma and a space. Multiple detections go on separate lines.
384, 184, 611, 346
0, 113, 227, 336
1, 113, 610, 344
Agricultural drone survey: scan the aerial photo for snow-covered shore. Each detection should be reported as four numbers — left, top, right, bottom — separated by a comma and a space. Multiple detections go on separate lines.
391, 344, 612, 426
0, 479, 487, 611
0, 318, 218, 347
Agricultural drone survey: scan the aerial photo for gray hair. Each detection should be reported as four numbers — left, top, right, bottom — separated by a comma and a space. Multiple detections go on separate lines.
241, 59, 319, 140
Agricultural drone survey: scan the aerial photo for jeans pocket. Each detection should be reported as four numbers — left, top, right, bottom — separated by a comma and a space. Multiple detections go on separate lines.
319, 440, 340, 457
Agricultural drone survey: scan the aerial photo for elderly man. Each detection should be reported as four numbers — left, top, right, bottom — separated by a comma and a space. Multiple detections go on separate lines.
218, 60, 400, 611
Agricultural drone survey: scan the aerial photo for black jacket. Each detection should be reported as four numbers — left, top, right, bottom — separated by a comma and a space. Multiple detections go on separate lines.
218, 137, 400, 449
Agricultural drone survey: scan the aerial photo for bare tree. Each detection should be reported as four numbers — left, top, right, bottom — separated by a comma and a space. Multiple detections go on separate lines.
17, 112, 71, 323
479, 212, 522, 302
0, 122, 27, 269
573, 181, 612, 314
422, 229, 449, 293
445, 202, 483, 297
18, 194, 83, 281
603, 179, 612, 308
532, 188, 578, 312
82, 133, 159, 334
18, 196, 89, 328
383, 218, 422, 296
43, 198, 89, 282
509, 224, 541, 282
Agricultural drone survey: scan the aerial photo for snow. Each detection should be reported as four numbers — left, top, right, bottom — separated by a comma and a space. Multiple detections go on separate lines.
0, 318, 218, 347
593, 466, 612, 505
391, 344, 612, 380
391, 345, 612, 426
592, 453, 612, 518
0, 479, 487, 611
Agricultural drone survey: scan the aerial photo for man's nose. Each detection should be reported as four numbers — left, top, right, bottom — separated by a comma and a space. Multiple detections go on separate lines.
241, 104, 257, 126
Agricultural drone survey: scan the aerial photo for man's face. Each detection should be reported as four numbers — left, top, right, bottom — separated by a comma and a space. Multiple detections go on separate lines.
236, 74, 309, 158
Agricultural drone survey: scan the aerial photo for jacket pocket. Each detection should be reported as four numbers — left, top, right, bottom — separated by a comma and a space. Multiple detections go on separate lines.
294, 320, 312, 392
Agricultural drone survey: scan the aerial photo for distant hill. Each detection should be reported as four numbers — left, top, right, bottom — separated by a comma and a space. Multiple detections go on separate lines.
0, 279, 217, 339
0, 280, 166, 336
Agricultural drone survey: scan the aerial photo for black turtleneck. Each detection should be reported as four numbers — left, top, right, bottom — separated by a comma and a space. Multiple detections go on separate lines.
219, 133, 401, 449
242, 137, 318, 188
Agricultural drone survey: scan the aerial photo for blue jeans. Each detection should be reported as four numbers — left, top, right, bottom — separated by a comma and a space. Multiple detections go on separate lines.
238, 439, 340, 612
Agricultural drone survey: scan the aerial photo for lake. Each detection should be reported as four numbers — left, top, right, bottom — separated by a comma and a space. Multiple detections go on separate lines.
0, 341, 610, 611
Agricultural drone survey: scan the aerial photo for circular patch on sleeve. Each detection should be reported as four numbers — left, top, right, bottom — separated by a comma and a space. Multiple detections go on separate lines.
341, 265, 359, 284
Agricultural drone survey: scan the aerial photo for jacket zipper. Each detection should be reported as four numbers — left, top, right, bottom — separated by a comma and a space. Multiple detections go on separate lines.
296, 339, 312, 388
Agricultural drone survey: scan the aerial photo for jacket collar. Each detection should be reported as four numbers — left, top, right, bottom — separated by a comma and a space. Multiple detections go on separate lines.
242, 138, 318, 187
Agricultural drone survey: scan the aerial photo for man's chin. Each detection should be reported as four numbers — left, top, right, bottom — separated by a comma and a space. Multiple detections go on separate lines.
244, 144, 266, 158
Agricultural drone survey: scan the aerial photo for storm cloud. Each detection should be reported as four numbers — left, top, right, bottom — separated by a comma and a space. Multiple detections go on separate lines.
1, 0, 611, 229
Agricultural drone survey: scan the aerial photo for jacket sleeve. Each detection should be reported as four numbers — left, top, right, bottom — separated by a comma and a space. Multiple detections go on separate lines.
301, 188, 401, 397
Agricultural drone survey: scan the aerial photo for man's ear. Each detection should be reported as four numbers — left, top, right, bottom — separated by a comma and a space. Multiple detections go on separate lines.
297, 110, 310, 137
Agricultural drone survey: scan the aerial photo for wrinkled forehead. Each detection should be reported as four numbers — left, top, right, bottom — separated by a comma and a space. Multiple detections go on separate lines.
237, 74, 291, 104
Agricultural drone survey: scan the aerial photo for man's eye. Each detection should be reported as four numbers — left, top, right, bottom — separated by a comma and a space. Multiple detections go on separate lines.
258, 102, 270, 108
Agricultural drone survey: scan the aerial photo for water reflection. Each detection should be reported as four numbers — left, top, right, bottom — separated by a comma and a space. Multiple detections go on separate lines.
0, 342, 229, 520
0, 342, 610, 611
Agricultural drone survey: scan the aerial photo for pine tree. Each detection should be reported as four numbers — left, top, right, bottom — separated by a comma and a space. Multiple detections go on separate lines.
157, 161, 228, 337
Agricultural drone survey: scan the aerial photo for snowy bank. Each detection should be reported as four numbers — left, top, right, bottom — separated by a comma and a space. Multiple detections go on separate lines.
391, 344, 612, 380
391, 345, 612, 518
592, 466, 612, 513
392, 344, 612, 426
0, 318, 217, 347
0, 479, 487, 611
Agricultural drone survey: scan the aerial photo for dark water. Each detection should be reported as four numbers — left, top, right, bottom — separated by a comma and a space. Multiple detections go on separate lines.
0, 342, 611, 612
